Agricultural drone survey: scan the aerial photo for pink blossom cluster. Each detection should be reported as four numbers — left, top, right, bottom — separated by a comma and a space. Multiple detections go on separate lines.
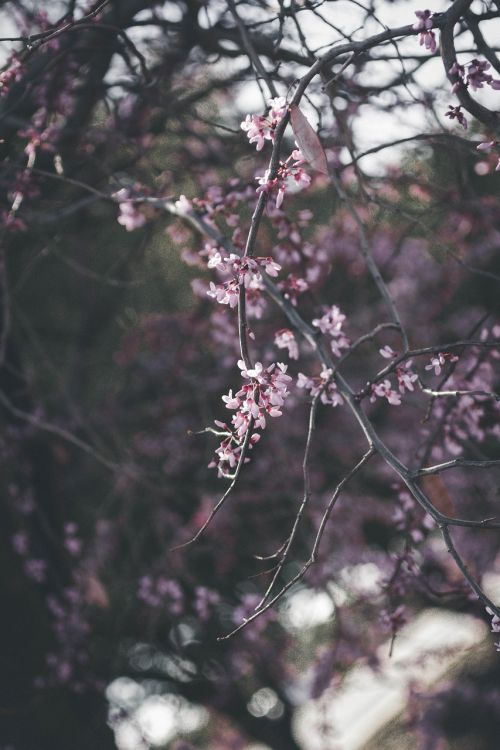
413, 10, 436, 54
194, 586, 220, 621
207, 252, 280, 285
207, 278, 240, 308
277, 273, 309, 306
241, 96, 288, 151
312, 305, 350, 356
445, 104, 468, 130
297, 367, 343, 407
64, 522, 82, 557
274, 328, 299, 360
11, 529, 48, 582
256, 148, 311, 208
20, 123, 59, 160
425, 351, 459, 376
380, 347, 418, 393
395, 360, 418, 393
137, 575, 184, 614
114, 188, 147, 231
176, 177, 319, 322
441, 394, 487, 455
429, 351, 500, 457
370, 379, 402, 406
206, 253, 281, 309
449, 59, 500, 92
41, 586, 92, 692
245, 280, 268, 319
0, 56, 23, 96
379, 345, 397, 359
176, 182, 255, 230
211, 360, 292, 476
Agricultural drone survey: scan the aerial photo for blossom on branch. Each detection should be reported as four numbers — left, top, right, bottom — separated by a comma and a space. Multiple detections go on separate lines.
413, 10, 436, 54
465, 59, 500, 91
241, 96, 288, 151
113, 188, 147, 231
274, 328, 299, 360
424, 351, 459, 376
211, 362, 292, 476
297, 368, 343, 407
370, 379, 402, 406
312, 305, 350, 356
256, 148, 311, 208
379, 345, 397, 359
449, 58, 500, 92
396, 360, 418, 394
445, 105, 468, 130
207, 253, 281, 285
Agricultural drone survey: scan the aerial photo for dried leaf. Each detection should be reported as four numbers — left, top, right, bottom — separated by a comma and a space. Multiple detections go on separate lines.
84, 575, 110, 609
290, 104, 329, 176
422, 475, 455, 517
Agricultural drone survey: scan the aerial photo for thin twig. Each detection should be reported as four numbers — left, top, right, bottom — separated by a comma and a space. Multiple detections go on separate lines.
255, 392, 320, 609
218, 448, 374, 640
171, 417, 255, 551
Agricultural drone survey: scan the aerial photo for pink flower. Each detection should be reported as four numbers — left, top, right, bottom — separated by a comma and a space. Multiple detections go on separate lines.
425, 353, 445, 376
211, 361, 292, 476
449, 62, 465, 77
379, 345, 397, 359
476, 140, 496, 152
222, 389, 241, 410
0, 57, 23, 97
445, 105, 467, 130
268, 96, 287, 120
312, 305, 350, 356
207, 251, 224, 269
297, 368, 343, 407
117, 202, 147, 231
413, 11, 436, 53
466, 58, 500, 90
370, 380, 402, 406
207, 280, 239, 307
274, 329, 299, 360
420, 30, 436, 53
312, 305, 346, 335
259, 257, 281, 277
396, 360, 418, 393
241, 97, 287, 151
238, 359, 264, 380
278, 274, 309, 306
413, 10, 433, 32
113, 188, 147, 231
256, 149, 311, 208
241, 114, 267, 151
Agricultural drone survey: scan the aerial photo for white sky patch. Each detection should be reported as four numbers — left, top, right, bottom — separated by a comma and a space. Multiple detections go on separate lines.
114, 722, 148, 750
280, 587, 335, 630
294, 609, 488, 750
134, 696, 178, 746
340, 562, 384, 597
231, 0, 500, 173
482, 570, 500, 603
108, 682, 208, 750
